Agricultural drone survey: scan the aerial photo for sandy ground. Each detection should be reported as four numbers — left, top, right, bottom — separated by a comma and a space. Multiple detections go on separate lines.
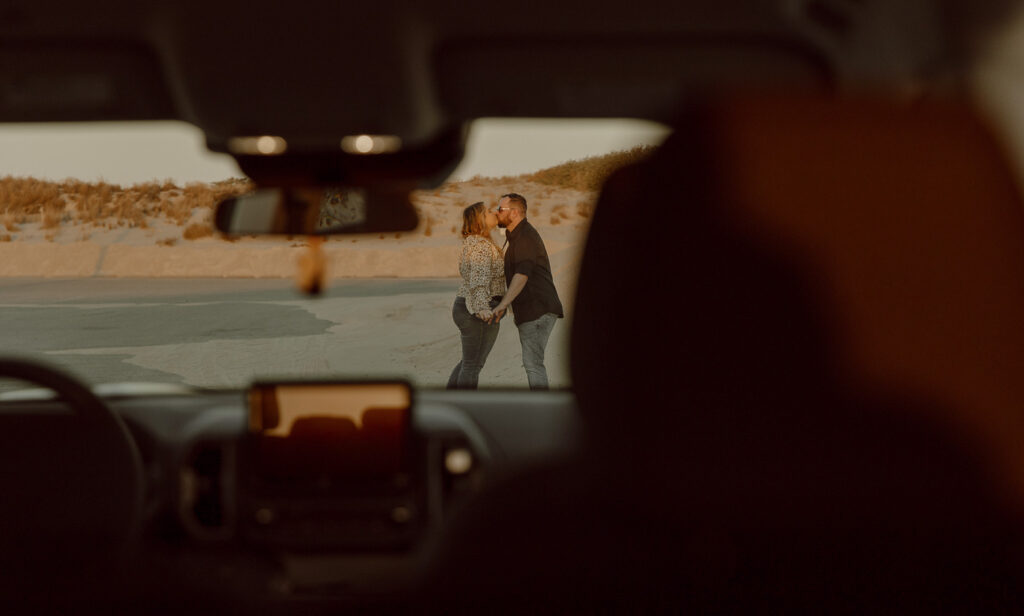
0, 181, 595, 389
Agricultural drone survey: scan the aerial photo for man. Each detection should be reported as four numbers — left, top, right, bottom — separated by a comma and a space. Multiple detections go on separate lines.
492, 193, 564, 389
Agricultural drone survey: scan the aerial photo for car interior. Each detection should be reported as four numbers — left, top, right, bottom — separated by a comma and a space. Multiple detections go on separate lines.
4, 0, 1024, 612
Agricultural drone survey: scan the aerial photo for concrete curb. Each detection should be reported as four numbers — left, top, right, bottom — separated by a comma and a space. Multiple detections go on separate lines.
0, 242, 581, 281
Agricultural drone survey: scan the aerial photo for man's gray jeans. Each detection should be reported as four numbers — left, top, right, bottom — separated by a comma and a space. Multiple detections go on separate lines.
516, 312, 558, 390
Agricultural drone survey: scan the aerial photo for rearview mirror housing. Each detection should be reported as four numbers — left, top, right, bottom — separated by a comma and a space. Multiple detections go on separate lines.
212, 125, 468, 236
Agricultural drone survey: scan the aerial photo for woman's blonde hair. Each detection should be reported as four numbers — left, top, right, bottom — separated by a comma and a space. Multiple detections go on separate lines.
460, 201, 502, 255
461, 202, 488, 238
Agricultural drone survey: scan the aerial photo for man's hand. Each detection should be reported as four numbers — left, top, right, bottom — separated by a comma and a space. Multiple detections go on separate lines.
491, 306, 506, 323
493, 274, 527, 324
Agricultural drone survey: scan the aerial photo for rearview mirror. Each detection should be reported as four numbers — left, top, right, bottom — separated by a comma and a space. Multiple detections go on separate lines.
214, 185, 419, 236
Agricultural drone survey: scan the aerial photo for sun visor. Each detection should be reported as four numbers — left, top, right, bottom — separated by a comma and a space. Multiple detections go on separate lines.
0, 45, 175, 122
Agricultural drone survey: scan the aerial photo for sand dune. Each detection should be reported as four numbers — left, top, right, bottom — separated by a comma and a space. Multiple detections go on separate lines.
0, 146, 659, 295
0, 179, 593, 286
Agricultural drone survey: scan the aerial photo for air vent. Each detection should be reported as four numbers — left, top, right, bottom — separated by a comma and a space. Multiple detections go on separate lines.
179, 441, 235, 540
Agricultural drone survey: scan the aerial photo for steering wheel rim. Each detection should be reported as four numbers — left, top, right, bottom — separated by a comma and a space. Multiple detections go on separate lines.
0, 356, 145, 574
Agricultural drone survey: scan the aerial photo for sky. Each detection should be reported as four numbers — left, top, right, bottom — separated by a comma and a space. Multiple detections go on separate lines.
0, 118, 669, 186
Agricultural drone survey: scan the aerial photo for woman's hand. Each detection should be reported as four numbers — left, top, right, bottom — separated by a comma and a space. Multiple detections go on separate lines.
476, 309, 493, 322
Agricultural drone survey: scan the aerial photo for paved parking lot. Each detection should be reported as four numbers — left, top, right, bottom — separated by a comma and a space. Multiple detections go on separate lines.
0, 278, 571, 392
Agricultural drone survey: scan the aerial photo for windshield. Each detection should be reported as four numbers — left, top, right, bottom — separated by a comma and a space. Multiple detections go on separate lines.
0, 118, 668, 392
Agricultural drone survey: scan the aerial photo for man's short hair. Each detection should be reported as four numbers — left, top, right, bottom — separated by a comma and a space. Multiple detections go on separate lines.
501, 193, 528, 214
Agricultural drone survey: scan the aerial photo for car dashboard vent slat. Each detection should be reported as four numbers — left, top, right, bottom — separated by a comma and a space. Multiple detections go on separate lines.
179, 441, 235, 541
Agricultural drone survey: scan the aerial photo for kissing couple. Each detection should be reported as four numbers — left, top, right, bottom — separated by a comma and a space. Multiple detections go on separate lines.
446, 193, 564, 391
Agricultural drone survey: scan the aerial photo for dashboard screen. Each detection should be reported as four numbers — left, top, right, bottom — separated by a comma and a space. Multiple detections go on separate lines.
246, 382, 412, 484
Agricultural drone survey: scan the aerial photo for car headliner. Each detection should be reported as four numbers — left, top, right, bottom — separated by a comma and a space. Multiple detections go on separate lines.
0, 1, 1013, 154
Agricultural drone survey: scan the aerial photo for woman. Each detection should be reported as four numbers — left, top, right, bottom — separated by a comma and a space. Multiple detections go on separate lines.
447, 202, 506, 389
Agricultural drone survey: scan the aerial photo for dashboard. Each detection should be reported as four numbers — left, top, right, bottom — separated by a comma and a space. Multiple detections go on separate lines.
0, 381, 580, 609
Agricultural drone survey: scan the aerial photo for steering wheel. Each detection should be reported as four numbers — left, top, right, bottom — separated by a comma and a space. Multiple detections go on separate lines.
0, 357, 144, 578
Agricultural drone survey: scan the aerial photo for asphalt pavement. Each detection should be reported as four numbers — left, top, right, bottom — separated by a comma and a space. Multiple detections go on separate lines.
0, 278, 460, 391
0, 277, 571, 392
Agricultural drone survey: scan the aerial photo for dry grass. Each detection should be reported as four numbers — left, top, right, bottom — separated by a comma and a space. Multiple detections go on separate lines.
41, 202, 63, 229
182, 223, 213, 240
576, 199, 596, 219
455, 145, 656, 194
406, 146, 649, 230
523, 145, 656, 191
0, 234, 11, 242
0, 176, 254, 233
2, 207, 21, 230
0, 177, 62, 217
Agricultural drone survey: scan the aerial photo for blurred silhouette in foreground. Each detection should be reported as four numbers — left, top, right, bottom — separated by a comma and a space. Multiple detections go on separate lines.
424, 95, 1024, 612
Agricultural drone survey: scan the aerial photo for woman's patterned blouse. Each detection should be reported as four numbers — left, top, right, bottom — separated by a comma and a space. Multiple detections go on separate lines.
457, 234, 506, 315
